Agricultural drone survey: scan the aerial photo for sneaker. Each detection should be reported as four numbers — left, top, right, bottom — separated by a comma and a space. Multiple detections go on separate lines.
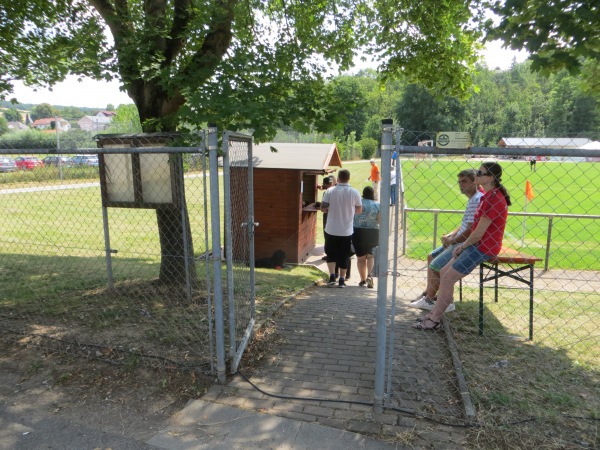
338, 278, 346, 288
414, 291, 427, 302
358, 280, 367, 287
408, 297, 436, 310
366, 276, 374, 289
327, 275, 337, 286
445, 303, 455, 313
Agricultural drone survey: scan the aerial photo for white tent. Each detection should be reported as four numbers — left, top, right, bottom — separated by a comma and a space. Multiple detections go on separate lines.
578, 141, 600, 150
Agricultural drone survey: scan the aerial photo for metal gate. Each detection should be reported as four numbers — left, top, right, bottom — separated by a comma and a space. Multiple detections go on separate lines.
222, 130, 255, 374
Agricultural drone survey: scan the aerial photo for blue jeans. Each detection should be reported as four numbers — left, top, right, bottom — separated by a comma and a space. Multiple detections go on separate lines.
390, 184, 397, 205
429, 245, 457, 272
451, 245, 493, 275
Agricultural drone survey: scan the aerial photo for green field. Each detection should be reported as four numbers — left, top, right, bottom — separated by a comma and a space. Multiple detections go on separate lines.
397, 158, 600, 271
2, 157, 598, 274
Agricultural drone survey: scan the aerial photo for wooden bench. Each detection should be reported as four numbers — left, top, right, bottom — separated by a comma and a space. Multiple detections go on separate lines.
459, 247, 542, 340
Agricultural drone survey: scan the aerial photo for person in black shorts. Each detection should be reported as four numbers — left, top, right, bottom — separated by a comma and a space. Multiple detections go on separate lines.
352, 186, 380, 288
321, 170, 362, 288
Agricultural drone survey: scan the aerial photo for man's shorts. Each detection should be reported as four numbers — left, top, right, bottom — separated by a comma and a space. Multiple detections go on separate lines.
324, 232, 352, 269
428, 245, 456, 272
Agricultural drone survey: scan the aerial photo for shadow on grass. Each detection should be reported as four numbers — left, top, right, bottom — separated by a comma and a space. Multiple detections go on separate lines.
451, 288, 599, 448
0, 253, 322, 372
0, 252, 218, 370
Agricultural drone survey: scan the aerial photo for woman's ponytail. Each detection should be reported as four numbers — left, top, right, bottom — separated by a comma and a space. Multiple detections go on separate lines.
497, 184, 512, 206
482, 162, 512, 206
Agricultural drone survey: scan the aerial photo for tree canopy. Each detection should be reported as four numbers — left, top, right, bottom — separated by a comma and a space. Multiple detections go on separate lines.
30, 103, 59, 121
2, 1, 596, 140
1, 0, 484, 136
488, 0, 600, 95
2, 108, 21, 122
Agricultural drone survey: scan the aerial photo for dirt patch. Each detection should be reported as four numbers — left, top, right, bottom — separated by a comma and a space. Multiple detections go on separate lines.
0, 337, 213, 441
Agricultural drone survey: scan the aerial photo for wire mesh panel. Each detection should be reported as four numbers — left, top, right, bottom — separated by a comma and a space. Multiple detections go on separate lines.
223, 131, 255, 373
381, 130, 600, 438
0, 133, 217, 373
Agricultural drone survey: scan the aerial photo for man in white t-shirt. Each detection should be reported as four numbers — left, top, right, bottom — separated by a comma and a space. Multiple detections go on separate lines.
321, 169, 362, 288
409, 169, 483, 311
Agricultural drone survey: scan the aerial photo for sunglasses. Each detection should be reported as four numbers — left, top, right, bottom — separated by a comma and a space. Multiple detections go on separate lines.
476, 170, 491, 177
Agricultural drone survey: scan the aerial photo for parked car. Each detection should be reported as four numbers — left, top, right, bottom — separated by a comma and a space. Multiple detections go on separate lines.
0, 157, 17, 173
15, 156, 44, 170
70, 155, 99, 166
42, 156, 72, 167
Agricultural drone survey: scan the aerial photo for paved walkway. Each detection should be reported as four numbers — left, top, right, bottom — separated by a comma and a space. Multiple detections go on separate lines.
151, 248, 469, 449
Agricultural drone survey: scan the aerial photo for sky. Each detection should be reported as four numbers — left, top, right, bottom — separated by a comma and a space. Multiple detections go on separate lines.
9, 41, 528, 109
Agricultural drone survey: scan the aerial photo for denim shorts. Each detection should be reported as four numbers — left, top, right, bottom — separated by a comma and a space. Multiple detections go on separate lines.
428, 245, 457, 272
451, 244, 493, 275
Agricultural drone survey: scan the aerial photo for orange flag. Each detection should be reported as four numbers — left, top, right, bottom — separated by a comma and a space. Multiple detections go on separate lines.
525, 180, 535, 201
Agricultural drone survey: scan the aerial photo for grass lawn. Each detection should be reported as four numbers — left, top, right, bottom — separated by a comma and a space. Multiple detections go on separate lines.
399, 157, 600, 270
455, 288, 599, 448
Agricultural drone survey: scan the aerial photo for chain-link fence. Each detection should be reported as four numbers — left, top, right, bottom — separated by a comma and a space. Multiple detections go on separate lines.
223, 131, 255, 373
377, 130, 600, 434
0, 132, 235, 375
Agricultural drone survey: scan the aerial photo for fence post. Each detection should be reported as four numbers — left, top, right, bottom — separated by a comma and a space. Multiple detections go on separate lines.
101, 206, 114, 289
176, 153, 193, 302
374, 118, 393, 413
433, 212, 439, 250
545, 217, 553, 271
208, 124, 227, 383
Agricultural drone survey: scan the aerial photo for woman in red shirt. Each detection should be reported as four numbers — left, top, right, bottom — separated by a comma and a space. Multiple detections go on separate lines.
413, 162, 512, 330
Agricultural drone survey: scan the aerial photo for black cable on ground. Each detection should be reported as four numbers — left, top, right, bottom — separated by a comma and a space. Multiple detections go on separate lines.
236, 369, 600, 429
237, 369, 475, 428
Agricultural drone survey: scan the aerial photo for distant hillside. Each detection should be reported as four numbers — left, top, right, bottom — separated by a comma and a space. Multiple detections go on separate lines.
0, 100, 101, 115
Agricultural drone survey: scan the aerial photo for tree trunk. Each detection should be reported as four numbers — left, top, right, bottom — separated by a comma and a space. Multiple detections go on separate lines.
130, 84, 198, 286
156, 153, 197, 286
156, 207, 196, 285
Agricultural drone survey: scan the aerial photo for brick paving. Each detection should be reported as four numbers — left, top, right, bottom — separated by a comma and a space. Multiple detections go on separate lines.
204, 282, 469, 449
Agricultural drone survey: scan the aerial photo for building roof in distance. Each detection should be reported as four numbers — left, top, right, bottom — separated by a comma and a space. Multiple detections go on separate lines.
236, 142, 342, 171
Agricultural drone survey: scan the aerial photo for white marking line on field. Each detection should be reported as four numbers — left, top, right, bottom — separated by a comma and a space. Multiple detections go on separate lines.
0, 182, 99, 195
0, 173, 215, 196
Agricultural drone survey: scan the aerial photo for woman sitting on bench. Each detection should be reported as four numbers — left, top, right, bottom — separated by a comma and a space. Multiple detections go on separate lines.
413, 162, 512, 331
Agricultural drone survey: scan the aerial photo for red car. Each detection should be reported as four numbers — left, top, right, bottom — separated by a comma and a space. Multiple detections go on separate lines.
15, 156, 44, 170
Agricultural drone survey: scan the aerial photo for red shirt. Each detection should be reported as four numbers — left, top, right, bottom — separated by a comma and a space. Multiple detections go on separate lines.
472, 188, 508, 256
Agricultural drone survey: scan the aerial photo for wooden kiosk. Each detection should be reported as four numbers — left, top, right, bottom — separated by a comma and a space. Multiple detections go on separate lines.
232, 142, 342, 264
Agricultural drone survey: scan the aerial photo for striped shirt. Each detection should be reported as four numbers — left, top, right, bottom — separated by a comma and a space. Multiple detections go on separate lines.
458, 191, 483, 235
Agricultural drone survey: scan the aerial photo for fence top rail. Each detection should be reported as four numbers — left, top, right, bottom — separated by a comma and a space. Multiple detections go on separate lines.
0, 147, 204, 155
405, 208, 600, 220
395, 146, 600, 158
223, 130, 253, 141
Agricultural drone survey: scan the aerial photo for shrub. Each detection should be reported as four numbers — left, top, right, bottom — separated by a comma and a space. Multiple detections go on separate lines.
359, 137, 378, 160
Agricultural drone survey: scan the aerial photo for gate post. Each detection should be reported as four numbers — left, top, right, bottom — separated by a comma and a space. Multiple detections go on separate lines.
208, 124, 227, 383
374, 118, 393, 413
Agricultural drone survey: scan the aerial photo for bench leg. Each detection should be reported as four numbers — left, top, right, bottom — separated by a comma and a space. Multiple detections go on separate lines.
494, 263, 499, 302
529, 264, 534, 340
479, 264, 484, 336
